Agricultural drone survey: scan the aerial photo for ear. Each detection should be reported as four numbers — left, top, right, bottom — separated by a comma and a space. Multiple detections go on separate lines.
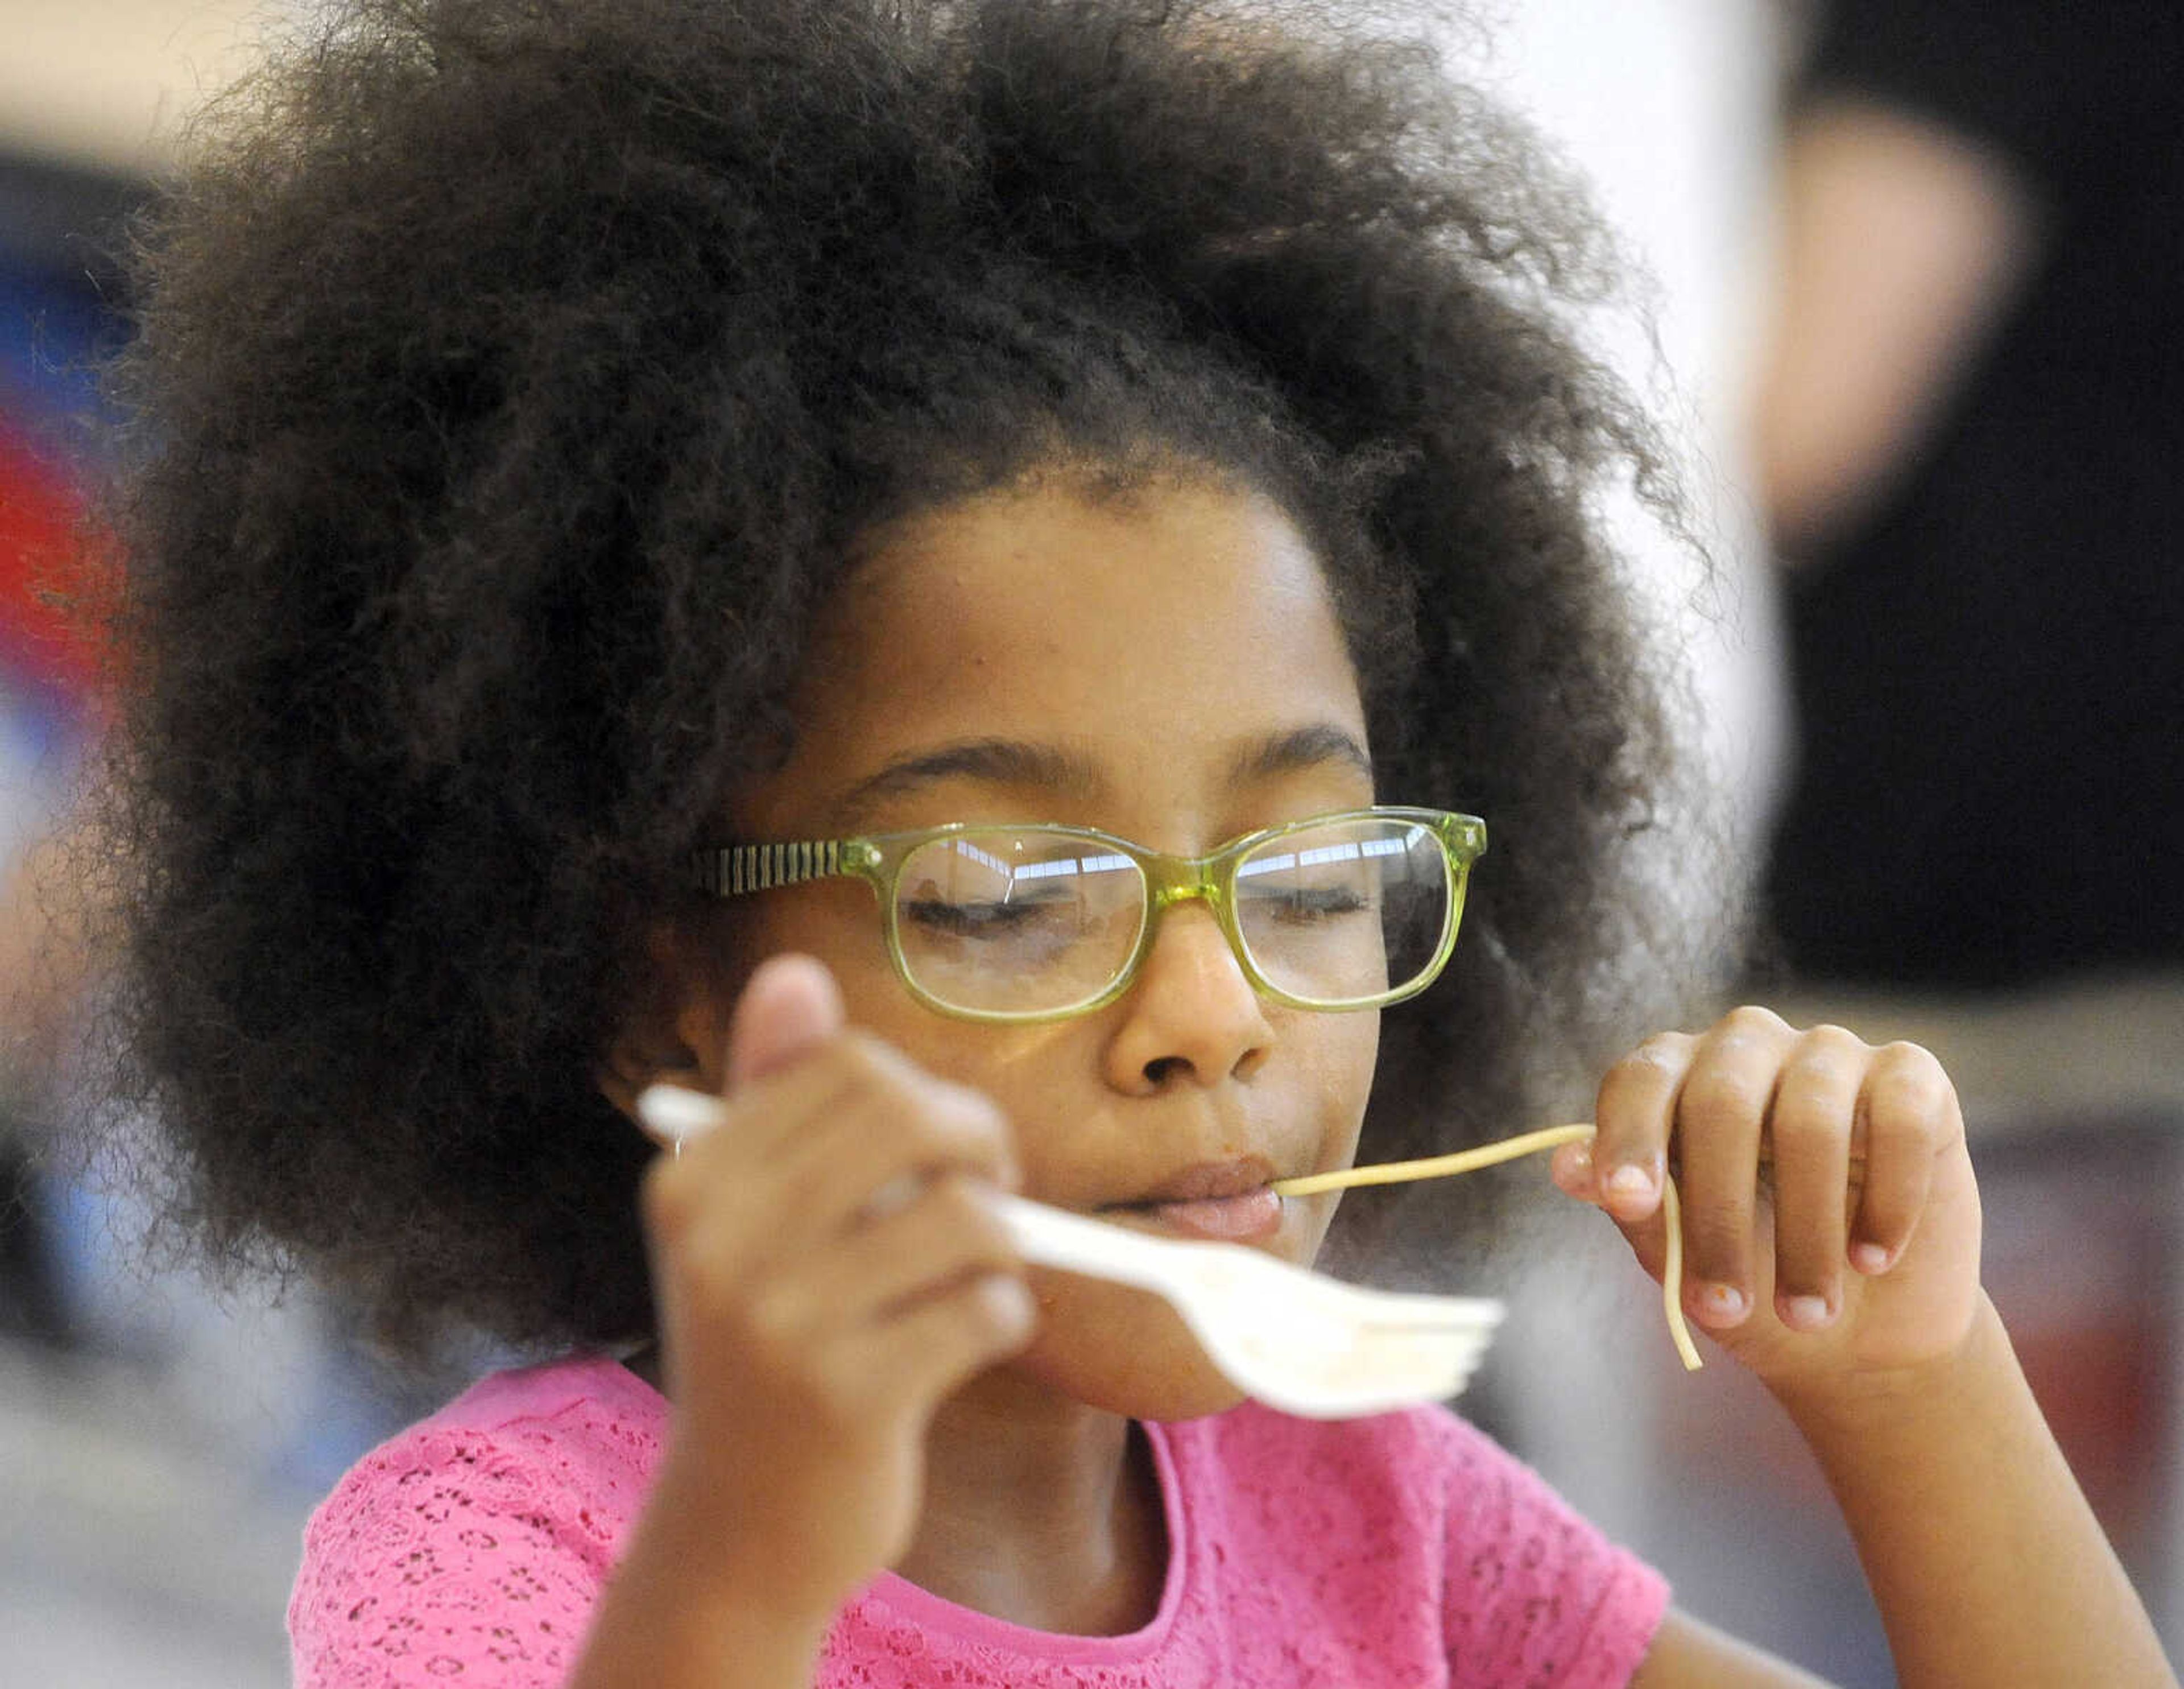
597, 919, 741, 1121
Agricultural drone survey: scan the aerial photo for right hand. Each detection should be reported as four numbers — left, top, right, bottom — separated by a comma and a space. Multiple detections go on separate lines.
637, 953, 1036, 1617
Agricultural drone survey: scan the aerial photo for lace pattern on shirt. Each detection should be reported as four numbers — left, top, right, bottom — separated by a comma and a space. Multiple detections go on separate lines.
289, 1402, 657, 1685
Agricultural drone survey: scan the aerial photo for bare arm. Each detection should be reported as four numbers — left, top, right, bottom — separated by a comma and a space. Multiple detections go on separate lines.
1631, 1307, 2174, 1689
1751, 99, 2040, 552
1780, 1296, 2173, 1687
562, 1468, 836, 1689
1633, 1609, 1836, 1688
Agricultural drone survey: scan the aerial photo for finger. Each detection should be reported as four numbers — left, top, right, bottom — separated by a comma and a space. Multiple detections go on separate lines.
686, 1025, 999, 1175
1549, 1137, 1596, 1200
630, 957, 852, 1155
1849, 1041, 1955, 1273
857, 1271, 1039, 1409
1766, 1025, 1864, 1331
715, 1067, 1018, 1265
646, 1161, 1023, 1393
644, 1039, 870, 1174
791, 1062, 1016, 1216
794, 1174, 1022, 1323
1674, 1006, 1792, 1329
729, 952, 847, 1087
1591, 1031, 1696, 1221
643, 1040, 1014, 1280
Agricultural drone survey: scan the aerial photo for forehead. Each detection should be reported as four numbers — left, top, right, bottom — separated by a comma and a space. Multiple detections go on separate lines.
766, 473, 1370, 828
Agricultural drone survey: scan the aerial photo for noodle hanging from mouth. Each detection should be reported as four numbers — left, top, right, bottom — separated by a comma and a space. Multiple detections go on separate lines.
1270, 1125, 1704, 1371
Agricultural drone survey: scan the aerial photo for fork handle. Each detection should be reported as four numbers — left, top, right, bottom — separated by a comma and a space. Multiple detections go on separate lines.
990, 1194, 1188, 1298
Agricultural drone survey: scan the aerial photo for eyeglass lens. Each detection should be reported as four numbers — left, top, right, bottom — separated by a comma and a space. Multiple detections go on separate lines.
891, 816, 1450, 1014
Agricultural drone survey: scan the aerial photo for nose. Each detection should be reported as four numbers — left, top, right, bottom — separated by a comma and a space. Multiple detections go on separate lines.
1102, 898, 1275, 1092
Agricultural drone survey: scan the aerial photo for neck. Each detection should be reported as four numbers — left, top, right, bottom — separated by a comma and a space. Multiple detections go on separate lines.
895, 1368, 1168, 1638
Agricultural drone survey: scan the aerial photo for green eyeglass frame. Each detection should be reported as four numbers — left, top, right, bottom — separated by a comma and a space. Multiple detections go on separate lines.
690, 805, 1487, 1025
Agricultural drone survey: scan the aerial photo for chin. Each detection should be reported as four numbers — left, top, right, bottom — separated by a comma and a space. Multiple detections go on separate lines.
1011, 1268, 1253, 1423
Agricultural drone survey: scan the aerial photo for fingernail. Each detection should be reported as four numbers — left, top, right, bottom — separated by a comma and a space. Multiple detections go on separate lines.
1781, 1293, 1834, 1332
1603, 1162, 1657, 1215
863, 1174, 922, 1219
1850, 1242, 1892, 1275
635, 1083, 726, 1150
1693, 1282, 1747, 1327
1552, 1144, 1594, 1192
983, 1275, 1037, 1340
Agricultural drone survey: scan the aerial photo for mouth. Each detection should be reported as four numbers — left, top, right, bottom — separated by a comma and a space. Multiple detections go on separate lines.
1099, 1158, 1285, 1243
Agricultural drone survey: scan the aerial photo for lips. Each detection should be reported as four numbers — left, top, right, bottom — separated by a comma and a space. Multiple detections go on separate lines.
1104, 1158, 1284, 1242
1132, 1158, 1277, 1204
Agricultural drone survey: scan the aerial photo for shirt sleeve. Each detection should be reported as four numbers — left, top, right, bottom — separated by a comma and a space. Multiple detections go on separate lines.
288, 1419, 621, 1688
1429, 1412, 1670, 1689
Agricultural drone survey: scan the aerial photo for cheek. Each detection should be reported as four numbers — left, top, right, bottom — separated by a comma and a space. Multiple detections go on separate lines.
1286, 1013, 1379, 1252
731, 883, 899, 1001
1297, 1010, 1380, 1143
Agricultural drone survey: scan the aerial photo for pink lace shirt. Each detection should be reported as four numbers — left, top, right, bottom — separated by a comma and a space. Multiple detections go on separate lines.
290, 1354, 1667, 1686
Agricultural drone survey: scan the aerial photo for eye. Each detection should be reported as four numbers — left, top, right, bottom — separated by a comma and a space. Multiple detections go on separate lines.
1247, 884, 1375, 923
901, 897, 1070, 938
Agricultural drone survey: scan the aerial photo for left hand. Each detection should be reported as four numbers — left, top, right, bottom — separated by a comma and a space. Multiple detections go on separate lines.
1552, 1005, 1983, 1399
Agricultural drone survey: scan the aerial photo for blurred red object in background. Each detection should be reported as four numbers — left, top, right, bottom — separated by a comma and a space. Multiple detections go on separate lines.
0, 419, 103, 711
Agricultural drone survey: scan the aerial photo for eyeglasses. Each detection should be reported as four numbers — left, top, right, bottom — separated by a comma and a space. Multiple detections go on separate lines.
691, 806, 1486, 1023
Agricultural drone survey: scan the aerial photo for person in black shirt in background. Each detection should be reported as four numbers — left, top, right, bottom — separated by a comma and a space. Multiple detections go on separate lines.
1755, 0, 2182, 990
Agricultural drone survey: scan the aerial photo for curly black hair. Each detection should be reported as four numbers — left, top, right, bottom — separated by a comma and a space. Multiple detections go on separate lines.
90, 0, 1720, 1361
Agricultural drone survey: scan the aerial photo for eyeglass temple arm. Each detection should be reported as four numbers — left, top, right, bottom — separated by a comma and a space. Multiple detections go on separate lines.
693, 840, 853, 898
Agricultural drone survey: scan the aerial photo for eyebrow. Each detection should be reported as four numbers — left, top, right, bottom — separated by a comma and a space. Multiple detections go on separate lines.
825, 724, 1374, 830
1223, 723, 1374, 790
828, 738, 1103, 827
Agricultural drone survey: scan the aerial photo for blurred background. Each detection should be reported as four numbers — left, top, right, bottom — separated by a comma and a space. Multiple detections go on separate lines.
2, 2, 2177, 1684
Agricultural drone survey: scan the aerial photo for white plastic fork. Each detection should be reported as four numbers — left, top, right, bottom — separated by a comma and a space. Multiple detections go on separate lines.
634, 1083, 1502, 1419
990, 1194, 1502, 1419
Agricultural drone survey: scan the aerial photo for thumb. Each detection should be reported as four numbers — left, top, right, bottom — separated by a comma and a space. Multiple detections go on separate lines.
726, 952, 847, 1088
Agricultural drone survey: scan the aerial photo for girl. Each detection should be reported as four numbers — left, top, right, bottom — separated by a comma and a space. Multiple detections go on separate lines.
91, 1, 2171, 1684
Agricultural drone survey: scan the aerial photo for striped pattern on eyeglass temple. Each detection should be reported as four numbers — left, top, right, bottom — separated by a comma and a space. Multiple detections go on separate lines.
693, 840, 844, 897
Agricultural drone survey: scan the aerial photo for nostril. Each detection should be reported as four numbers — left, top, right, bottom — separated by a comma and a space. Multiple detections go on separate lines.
1141, 1055, 1193, 1086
